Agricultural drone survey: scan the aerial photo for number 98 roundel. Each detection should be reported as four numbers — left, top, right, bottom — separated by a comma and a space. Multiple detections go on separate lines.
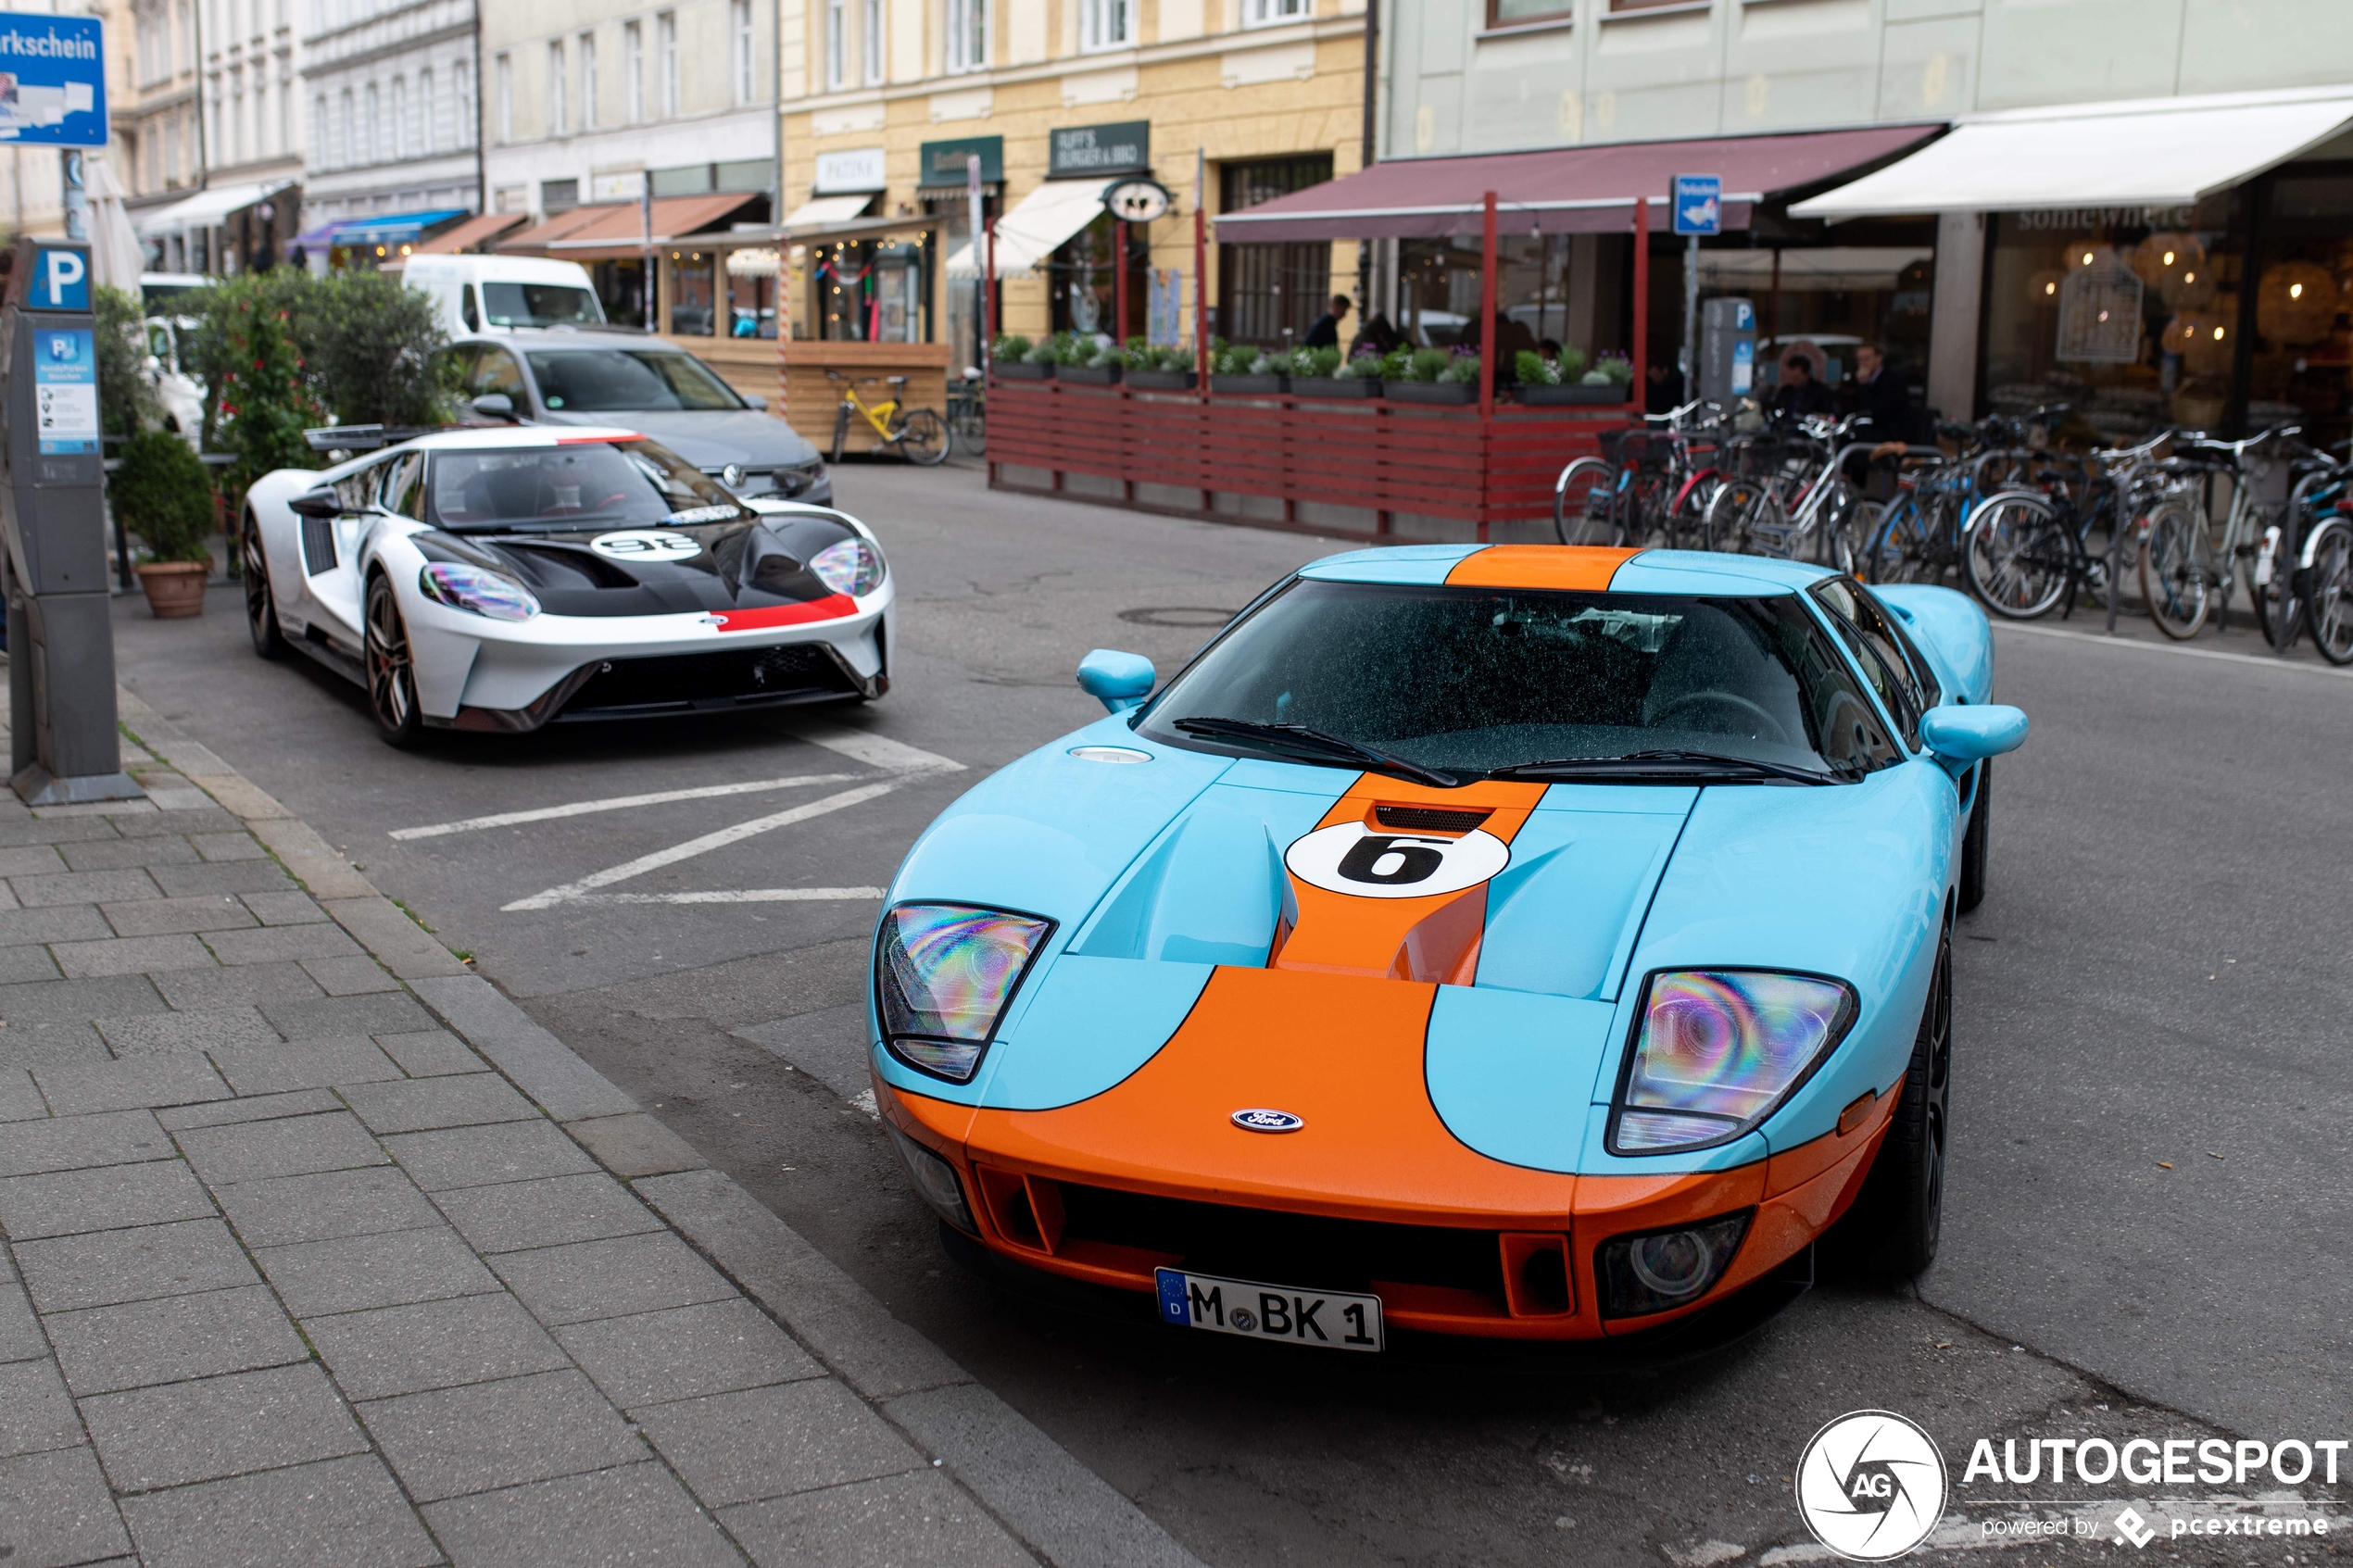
1283, 822, 1510, 900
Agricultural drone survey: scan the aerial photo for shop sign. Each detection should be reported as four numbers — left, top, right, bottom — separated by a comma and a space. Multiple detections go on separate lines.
813, 147, 887, 194
2011, 206, 2195, 232
919, 135, 1002, 187
2056, 251, 2144, 364
1050, 120, 1150, 180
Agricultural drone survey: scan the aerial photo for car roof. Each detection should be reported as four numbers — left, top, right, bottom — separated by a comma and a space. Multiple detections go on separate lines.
1297, 544, 1834, 596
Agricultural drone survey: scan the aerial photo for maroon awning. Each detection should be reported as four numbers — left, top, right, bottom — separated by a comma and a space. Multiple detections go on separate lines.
1214, 125, 1945, 242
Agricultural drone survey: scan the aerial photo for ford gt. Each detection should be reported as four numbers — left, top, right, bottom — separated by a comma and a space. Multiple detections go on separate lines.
871, 544, 2026, 1351
240, 426, 891, 746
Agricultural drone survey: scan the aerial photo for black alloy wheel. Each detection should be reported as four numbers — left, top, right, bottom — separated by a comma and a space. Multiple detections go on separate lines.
243, 518, 287, 659
1870, 923, 1952, 1277
364, 571, 422, 748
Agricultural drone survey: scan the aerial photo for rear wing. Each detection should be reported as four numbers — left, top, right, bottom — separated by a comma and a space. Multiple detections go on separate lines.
303, 423, 444, 454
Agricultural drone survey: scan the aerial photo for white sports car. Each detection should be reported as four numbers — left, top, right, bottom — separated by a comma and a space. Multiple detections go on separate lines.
239, 426, 893, 746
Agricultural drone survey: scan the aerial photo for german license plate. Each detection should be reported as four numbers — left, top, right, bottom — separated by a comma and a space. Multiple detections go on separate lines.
1153, 1267, 1383, 1352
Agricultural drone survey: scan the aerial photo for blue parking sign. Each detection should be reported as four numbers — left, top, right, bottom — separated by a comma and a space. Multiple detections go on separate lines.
0, 13, 107, 149
1673, 174, 1721, 237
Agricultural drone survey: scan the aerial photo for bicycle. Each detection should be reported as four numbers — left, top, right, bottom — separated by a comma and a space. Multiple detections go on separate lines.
947, 369, 986, 457
2138, 426, 2300, 640
2272, 439, 2352, 662
827, 372, 950, 467
1553, 400, 1720, 547
1961, 425, 2178, 621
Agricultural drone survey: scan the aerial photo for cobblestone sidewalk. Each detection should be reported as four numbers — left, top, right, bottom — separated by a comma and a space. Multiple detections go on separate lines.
0, 693, 1193, 1568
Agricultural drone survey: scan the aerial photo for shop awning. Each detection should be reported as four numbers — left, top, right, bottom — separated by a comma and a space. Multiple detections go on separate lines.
294, 207, 470, 253
1213, 126, 1942, 243
495, 205, 612, 253
946, 179, 1110, 280
784, 194, 874, 229
132, 179, 294, 237
1791, 85, 2353, 219
541, 194, 766, 259
413, 211, 529, 255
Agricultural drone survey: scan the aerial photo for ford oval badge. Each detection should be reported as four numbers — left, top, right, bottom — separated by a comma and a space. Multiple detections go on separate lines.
1230, 1108, 1304, 1134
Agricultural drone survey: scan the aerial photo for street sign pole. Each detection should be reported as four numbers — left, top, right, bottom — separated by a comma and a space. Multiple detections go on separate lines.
60, 150, 87, 242
1671, 174, 1721, 396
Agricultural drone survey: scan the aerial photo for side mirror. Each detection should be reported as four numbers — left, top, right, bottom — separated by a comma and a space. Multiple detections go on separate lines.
1919, 704, 2028, 765
470, 393, 516, 420
1076, 649, 1155, 713
287, 488, 342, 520
740, 393, 769, 410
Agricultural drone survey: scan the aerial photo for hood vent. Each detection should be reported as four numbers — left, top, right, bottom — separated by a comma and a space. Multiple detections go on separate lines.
1374, 804, 1492, 835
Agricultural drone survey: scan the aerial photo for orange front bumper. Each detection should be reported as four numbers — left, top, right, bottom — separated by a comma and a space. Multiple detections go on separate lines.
882, 967, 1894, 1342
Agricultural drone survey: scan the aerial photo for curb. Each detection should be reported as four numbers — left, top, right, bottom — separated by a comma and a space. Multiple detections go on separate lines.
112, 686, 1207, 1568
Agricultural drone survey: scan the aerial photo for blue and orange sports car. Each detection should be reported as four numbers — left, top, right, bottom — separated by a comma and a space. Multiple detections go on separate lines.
871, 545, 2027, 1351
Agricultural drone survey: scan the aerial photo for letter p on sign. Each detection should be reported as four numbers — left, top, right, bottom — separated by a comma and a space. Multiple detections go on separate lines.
38, 249, 88, 311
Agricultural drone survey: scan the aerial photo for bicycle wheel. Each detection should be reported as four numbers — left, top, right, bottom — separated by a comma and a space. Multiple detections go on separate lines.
1666, 472, 1720, 552
2138, 499, 2211, 639
1554, 458, 1618, 546
1807, 476, 1863, 570
1701, 477, 1783, 556
1963, 494, 2072, 620
2305, 520, 2353, 665
957, 405, 987, 457
830, 402, 850, 464
1858, 501, 1932, 583
890, 408, 950, 467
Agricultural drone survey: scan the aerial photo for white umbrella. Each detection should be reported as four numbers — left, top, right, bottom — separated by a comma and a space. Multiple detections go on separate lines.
85, 155, 145, 295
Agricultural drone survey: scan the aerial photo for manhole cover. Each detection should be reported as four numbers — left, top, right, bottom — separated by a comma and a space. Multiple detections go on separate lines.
1118, 607, 1239, 628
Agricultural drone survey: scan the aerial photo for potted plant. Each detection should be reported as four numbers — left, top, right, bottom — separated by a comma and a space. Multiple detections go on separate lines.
1511, 345, 1616, 405
1290, 345, 1377, 400
1208, 339, 1287, 395
111, 430, 218, 618
1387, 345, 1478, 405
1125, 340, 1198, 391
991, 333, 1051, 381
1060, 336, 1124, 385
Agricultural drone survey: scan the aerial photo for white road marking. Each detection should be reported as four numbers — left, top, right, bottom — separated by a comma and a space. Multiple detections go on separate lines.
562, 887, 885, 905
501, 783, 897, 910
794, 722, 966, 774
389, 773, 859, 840
1991, 620, 2353, 679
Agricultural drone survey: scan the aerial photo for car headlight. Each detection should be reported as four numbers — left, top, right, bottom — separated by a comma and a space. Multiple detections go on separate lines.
811, 538, 884, 597
1607, 970, 1856, 1154
874, 902, 1054, 1083
418, 562, 540, 621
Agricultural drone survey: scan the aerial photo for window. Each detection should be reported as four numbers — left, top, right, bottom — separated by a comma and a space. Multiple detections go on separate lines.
861, 0, 881, 85
495, 53, 511, 143
1488, 0, 1571, 21
824, 0, 845, 91
231, 81, 245, 164
454, 59, 471, 146
175, 0, 191, 69
419, 68, 435, 153
389, 76, 406, 159
541, 179, 580, 213
1243, 0, 1306, 21
671, 254, 717, 335
946, 0, 986, 71
624, 22, 643, 121
658, 12, 677, 116
547, 41, 566, 136
363, 81, 378, 163
279, 61, 292, 151
523, 349, 748, 410
484, 281, 603, 325
732, 0, 755, 104
1078, 0, 1128, 51
338, 87, 354, 167
1809, 578, 1934, 748
309, 96, 324, 168
580, 33, 597, 130
1217, 155, 1334, 346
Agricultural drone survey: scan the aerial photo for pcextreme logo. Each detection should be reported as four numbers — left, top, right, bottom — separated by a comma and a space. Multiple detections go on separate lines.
1795, 1411, 1950, 1562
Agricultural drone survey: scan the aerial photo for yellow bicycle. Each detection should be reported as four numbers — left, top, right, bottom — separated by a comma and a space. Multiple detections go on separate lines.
827, 372, 950, 467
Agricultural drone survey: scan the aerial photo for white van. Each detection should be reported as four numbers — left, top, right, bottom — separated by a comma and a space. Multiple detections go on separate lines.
400, 255, 610, 340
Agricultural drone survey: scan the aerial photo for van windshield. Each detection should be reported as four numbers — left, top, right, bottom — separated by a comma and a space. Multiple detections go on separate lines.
482, 282, 605, 328
523, 350, 745, 411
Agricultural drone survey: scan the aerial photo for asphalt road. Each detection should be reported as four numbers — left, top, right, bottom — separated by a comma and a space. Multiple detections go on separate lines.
110, 464, 2350, 1566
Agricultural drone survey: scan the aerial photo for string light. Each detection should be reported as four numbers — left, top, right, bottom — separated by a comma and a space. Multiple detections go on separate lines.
2162, 250, 2175, 265
2290, 282, 2304, 298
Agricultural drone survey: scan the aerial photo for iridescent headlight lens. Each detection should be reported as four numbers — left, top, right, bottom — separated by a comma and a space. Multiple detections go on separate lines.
875, 902, 1053, 1083
418, 561, 540, 621
811, 538, 884, 597
1610, 971, 1855, 1154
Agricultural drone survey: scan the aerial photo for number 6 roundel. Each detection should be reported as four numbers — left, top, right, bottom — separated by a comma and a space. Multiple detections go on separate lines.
1283, 822, 1510, 900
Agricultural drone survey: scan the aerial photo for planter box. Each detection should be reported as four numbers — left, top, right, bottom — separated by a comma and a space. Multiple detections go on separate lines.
1385, 381, 1478, 406
1515, 382, 1629, 406
1210, 374, 1288, 395
995, 361, 1055, 381
1058, 363, 1122, 385
1124, 369, 1198, 391
1290, 377, 1380, 399
135, 561, 208, 620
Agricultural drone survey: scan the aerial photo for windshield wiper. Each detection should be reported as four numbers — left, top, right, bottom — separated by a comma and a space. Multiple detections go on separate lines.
1494, 748, 1845, 785
1171, 718, 1464, 788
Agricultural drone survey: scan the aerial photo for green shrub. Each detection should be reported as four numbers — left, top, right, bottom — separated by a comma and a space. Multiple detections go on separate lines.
1085, 342, 1121, 369
1213, 341, 1257, 375
1020, 336, 1056, 364
991, 333, 1032, 362
1051, 332, 1094, 366
1333, 353, 1378, 381
1516, 350, 1561, 387
95, 285, 159, 439
1156, 343, 1197, 371
1558, 344, 1590, 381
1592, 352, 1633, 385
1378, 346, 1416, 380
1436, 353, 1481, 386
109, 430, 216, 563
1408, 347, 1451, 383
1299, 345, 1342, 378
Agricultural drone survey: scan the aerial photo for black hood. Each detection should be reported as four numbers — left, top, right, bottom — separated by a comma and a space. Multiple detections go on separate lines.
414, 512, 867, 619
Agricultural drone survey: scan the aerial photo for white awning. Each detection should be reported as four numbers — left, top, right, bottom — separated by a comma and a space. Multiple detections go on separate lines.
1791, 85, 2353, 220
132, 179, 294, 237
946, 179, 1107, 281
784, 194, 874, 230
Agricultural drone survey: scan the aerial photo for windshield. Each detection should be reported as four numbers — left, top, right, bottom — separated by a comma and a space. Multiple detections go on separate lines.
481, 282, 606, 328
523, 349, 745, 412
1137, 580, 1901, 780
426, 439, 749, 532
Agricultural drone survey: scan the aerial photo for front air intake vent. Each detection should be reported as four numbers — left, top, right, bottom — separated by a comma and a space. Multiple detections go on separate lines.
1374, 805, 1492, 834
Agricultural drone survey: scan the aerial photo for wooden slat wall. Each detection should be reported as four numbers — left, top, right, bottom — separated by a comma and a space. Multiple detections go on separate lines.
698, 339, 952, 455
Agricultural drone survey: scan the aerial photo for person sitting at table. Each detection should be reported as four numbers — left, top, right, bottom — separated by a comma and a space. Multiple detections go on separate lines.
1768, 354, 1837, 419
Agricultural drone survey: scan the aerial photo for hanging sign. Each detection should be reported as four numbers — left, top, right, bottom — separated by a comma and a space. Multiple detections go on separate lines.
0, 13, 107, 148
1102, 177, 1172, 224
1673, 173, 1721, 237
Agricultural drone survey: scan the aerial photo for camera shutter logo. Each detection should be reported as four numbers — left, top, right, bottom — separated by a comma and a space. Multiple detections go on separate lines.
1795, 1411, 1947, 1562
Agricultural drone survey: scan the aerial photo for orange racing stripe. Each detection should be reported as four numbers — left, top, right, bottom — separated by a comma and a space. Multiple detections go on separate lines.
1443, 545, 1642, 591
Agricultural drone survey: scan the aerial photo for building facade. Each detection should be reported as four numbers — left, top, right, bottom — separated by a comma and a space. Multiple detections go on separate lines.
297, 0, 479, 254
114, 0, 207, 240
774, 0, 1370, 363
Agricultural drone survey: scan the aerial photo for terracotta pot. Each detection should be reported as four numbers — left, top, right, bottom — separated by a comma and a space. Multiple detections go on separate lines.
135, 561, 208, 619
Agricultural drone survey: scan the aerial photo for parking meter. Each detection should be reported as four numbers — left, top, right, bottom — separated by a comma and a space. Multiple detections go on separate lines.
1698, 296, 1755, 408
1, 236, 140, 804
